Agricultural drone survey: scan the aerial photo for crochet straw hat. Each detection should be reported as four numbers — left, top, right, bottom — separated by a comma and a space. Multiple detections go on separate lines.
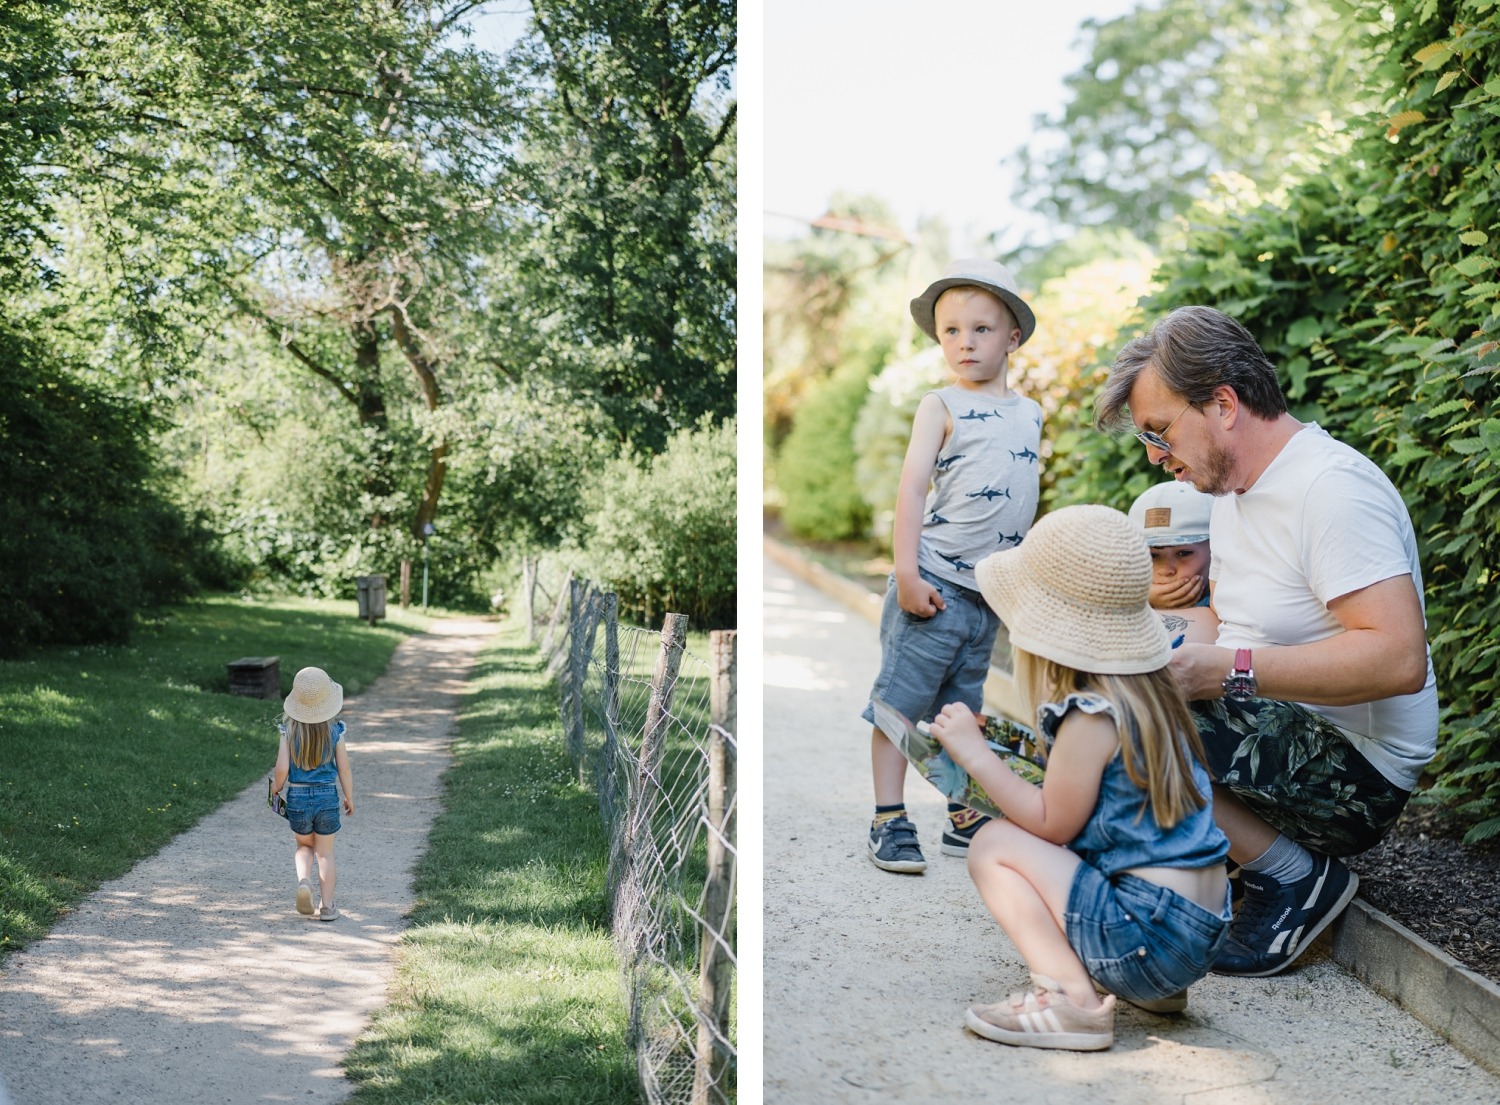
974, 504, 1171, 675
910, 257, 1037, 346
283, 666, 344, 724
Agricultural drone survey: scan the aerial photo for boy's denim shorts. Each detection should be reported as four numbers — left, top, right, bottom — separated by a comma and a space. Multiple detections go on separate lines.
286, 784, 341, 836
861, 566, 1000, 726
1065, 866, 1230, 1003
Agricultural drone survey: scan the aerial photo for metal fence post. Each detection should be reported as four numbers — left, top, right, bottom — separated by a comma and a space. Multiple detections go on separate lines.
693, 630, 736, 1105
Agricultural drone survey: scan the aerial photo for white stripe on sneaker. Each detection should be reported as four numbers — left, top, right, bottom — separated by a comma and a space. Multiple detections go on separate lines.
1300, 859, 1329, 909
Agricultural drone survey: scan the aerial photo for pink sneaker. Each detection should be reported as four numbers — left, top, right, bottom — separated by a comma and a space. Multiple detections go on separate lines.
965, 975, 1115, 1051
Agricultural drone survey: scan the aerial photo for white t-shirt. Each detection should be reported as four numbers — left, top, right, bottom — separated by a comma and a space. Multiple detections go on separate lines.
1208, 424, 1438, 791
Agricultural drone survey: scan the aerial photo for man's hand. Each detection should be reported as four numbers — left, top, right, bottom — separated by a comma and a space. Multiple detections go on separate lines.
1169, 642, 1233, 701
929, 702, 986, 768
1151, 572, 1205, 610
896, 574, 946, 618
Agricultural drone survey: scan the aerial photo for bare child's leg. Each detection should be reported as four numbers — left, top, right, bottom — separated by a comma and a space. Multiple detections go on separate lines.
293, 832, 317, 915
966, 820, 1100, 1010
313, 835, 337, 911
871, 725, 909, 806
868, 725, 925, 872
294, 836, 317, 883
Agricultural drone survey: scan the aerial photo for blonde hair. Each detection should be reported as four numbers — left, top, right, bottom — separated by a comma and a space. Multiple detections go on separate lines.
284, 717, 332, 771
1014, 648, 1208, 829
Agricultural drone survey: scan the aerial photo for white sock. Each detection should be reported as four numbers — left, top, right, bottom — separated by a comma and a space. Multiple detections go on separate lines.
1242, 833, 1314, 886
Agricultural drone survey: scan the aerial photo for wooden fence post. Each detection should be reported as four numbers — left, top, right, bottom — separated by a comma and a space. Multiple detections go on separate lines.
568, 588, 605, 779
693, 630, 736, 1105
540, 569, 573, 657
640, 613, 688, 790
615, 612, 688, 949
603, 592, 621, 755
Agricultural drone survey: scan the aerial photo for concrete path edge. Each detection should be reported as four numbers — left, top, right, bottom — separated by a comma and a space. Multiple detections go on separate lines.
764, 531, 1500, 1077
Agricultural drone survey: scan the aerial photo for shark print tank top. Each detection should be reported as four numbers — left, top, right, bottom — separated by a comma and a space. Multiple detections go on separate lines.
915, 386, 1044, 591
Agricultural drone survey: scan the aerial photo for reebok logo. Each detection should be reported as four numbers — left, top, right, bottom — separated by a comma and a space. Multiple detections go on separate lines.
1272, 907, 1291, 932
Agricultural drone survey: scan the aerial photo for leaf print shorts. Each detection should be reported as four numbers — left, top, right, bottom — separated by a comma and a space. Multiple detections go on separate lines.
1192, 696, 1409, 856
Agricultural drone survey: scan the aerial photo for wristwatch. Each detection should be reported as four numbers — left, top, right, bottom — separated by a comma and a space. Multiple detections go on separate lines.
1221, 648, 1257, 701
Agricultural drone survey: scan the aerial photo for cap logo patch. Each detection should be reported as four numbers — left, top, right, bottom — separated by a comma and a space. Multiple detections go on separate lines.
1143, 507, 1172, 529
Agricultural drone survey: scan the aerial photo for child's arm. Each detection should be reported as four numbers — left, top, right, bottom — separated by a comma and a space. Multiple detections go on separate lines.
929, 702, 1114, 845
892, 393, 951, 617
271, 733, 290, 794
334, 739, 355, 815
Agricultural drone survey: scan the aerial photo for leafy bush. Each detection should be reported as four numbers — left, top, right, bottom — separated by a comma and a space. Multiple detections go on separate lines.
851, 345, 948, 544
581, 418, 735, 629
776, 365, 874, 541
0, 325, 222, 655
1050, 0, 1500, 840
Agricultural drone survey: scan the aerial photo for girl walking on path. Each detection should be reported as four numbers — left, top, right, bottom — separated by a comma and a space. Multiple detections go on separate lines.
928, 504, 1231, 1050
271, 666, 355, 921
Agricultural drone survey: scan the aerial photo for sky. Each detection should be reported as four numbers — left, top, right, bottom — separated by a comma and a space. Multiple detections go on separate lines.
763, 0, 1140, 255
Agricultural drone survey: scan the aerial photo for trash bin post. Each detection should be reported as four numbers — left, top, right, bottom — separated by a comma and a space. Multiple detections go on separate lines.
356, 575, 387, 625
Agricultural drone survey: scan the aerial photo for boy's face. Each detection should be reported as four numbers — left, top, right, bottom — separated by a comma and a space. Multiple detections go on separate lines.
933, 288, 1019, 385
1149, 541, 1211, 588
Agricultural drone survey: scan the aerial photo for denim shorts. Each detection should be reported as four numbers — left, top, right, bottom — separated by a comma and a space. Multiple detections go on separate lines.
860, 566, 1000, 726
286, 784, 341, 836
1065, 866, 1230, 1003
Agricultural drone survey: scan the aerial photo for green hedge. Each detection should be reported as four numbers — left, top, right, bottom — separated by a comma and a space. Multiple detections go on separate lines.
1055, 0, 1500, 840
0, 326, 228, 655
776, 364, 874, 541
581, 417, 736, 629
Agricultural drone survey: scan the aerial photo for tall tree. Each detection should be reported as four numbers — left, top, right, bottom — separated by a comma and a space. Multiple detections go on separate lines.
494, 0, 737, 450
1015, 0, 1371, 242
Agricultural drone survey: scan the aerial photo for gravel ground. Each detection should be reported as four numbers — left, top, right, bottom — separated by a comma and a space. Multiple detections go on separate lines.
763, 549, 1500, 1104
0, 617, 496, 1105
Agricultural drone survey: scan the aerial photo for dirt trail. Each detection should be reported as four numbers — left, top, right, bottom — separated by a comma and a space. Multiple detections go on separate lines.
0, 617, 495, 1105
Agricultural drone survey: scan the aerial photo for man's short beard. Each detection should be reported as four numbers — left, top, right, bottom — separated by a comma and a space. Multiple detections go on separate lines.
1183, 443, 1236, 496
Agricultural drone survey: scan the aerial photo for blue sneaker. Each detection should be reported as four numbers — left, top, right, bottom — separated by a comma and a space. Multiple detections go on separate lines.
940, 812, 993, 857
1211, 854, 1358, 977
868, 816, 926, 873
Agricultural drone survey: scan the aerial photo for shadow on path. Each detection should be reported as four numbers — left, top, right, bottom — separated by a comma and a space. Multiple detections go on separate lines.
0, 618, 496, 1105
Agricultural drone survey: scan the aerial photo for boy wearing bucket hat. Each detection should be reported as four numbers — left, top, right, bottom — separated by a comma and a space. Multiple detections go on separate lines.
860, 258, 1044, 873
270, 666, 355, 921
929, 505, 1230, 1049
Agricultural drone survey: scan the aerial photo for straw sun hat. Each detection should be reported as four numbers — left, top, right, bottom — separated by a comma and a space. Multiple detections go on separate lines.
975, 504, 1171, 675
909, 257, 1037, 347
283, 666, 344, 724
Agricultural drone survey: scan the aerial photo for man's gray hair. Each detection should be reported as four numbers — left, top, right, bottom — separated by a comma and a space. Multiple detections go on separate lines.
1095, 306, 1289, 431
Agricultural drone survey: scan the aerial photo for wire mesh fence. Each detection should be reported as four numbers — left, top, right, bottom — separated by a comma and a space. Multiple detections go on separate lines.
529, 568, 737, 1105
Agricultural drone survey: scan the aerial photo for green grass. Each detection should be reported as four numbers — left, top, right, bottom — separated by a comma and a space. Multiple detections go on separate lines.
0, 594, 432, 953
344, 620, 636, 1105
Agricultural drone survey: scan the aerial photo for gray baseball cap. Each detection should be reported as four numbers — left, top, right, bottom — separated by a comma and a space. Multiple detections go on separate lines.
910, 258, 1037, 346
1128, 480, 1213, 547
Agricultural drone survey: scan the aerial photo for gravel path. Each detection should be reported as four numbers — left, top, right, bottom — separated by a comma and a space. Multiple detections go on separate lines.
0, 617, 496, 1105
762, 550, 1500, 1104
